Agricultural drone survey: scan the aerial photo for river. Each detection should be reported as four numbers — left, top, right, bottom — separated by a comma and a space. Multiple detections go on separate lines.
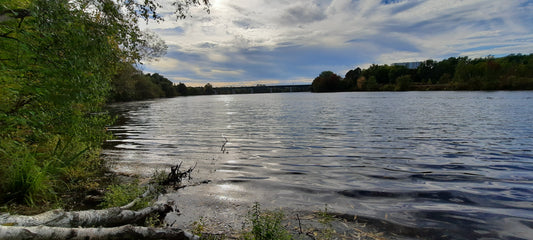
103, 91, 533, 239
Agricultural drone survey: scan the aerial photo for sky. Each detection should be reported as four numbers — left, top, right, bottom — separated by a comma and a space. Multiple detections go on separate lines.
140, 0, 533, 87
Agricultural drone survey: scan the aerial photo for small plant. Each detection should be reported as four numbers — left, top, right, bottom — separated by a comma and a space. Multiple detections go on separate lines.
150, 170, 169, 194
316, 204, 335, 239
99, 182, 147, 210
317, 204, 334, 225
243, 202, 292, 240
192, 216, 206, 237
145, 213, 164, 227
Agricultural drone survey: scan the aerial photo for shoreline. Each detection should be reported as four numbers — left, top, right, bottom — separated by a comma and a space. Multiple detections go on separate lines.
104, 169, 417, 239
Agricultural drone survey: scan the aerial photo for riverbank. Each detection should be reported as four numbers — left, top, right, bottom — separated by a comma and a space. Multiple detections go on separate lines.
112, 172, 415, 240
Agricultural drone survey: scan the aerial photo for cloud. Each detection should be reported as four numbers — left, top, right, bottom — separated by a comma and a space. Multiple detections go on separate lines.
279, 1, 326, 25
144, 57, 183, 72
140, 0, 533, 86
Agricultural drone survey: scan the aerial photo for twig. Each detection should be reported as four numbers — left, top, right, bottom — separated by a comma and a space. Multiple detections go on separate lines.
221, 136, 228, 153
296, 214, 303, 234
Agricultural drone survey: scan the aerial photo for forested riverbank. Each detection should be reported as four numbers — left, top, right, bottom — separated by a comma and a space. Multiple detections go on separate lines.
109, 64, 215, 102
312, 54, 533, 92
0, 0, 209, 212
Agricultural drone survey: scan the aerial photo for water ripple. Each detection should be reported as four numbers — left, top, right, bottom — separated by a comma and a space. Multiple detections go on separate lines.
103, 92, 533, 239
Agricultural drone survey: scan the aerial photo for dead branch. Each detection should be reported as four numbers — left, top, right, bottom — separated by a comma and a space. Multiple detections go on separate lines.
161, 162, 196, 189
221, 136, 228, 153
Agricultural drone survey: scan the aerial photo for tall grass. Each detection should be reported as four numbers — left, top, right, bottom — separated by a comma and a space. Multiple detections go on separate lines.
0, 141, 53, 205
0, 113, 112, 208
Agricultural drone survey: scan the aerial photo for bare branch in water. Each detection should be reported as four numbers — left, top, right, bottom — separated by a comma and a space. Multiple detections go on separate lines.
221, 136, 228, 153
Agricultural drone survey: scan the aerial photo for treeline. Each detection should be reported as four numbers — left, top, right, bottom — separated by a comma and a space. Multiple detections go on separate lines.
312, 54, 533, 92
109, 64, 214, 102
0, 0, 207, 208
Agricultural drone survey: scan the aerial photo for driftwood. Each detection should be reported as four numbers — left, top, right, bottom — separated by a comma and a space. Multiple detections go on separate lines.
0, 225, 198, 240
0, 204, 172, 228
0, 164, 200, 239
162, 162, 196, 189
0, 203, 199, 240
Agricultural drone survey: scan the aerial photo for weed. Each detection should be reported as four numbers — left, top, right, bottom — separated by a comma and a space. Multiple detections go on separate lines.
243, 202, 292, 240
192, 216, 206, 237
317, 204, 334, 225
149, 170, 169, 193
316, 204, 336, 239
99, 182, 148, 210
145, 213, 164, 227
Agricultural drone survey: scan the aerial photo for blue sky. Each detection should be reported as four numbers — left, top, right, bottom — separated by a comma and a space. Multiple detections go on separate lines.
140, 0, 533, 87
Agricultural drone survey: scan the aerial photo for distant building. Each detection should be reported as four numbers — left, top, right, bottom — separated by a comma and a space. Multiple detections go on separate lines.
392, 61, 422, 69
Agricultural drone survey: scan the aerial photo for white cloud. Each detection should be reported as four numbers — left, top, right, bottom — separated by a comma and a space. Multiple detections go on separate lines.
144, 57, 183, 72
141, 0, 533, 85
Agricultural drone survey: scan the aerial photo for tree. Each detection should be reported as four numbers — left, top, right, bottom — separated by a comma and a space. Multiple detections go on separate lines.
388, 65, 410, 84
312, 71, 342, 92
204, 83, 215, 95
111, 64, 142, 101
362, 64, 391, 84
148, 73, 176, 97
417, 59, 437, 83
345, 67, 361, 88
176, 82, 188, 96
395, 75, 412, 91
0, 0, 210, 204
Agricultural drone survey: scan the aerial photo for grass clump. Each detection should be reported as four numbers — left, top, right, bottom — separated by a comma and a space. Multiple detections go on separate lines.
99, 181, 148, 210
243, 202, 292, 240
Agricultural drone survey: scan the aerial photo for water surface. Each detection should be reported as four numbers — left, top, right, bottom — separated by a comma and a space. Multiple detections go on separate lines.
103, 92, 533, 239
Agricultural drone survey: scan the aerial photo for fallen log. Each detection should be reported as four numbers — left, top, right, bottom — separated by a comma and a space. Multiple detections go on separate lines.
0, 224, 199, 240
0, 163, 201, 239
0, 203, 172, 228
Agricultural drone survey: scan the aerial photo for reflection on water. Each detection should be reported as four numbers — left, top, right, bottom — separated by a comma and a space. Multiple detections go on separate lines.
103, 92, 533, 239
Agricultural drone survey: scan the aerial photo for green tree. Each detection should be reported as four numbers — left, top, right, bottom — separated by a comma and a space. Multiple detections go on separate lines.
417, 59, 436, 83
395, 75, 412, 91
0, 0, 209, 205
362, 64, 391, 84
345, 67, 361, 88
388, 65, 410, 84
111, 64, 141, 101
312, 71, 342, 92
148, 73, 176, 97
135, 77, 165, 99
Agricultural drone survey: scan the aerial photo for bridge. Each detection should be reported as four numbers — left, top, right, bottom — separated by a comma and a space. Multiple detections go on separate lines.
213, 84, 311, 95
